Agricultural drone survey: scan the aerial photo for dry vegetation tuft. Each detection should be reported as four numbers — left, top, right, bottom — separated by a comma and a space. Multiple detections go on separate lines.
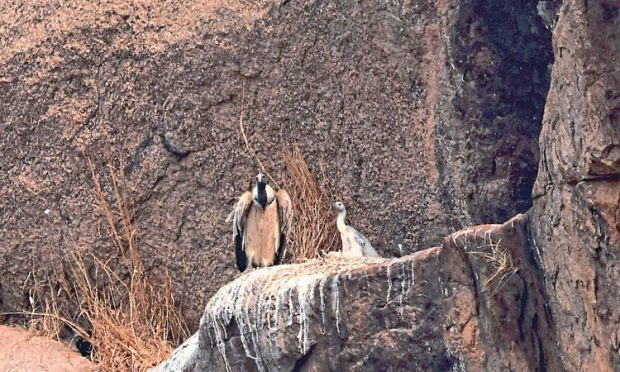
469, 238, 519, 294
283, 145, 339, 262
23, 156, 188, 371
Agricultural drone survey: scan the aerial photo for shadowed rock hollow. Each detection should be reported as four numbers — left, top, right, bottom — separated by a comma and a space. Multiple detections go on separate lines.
0, 0, 553, 328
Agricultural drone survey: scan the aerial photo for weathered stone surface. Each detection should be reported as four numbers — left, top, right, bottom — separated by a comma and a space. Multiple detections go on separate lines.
0, 0, 553, 330
154, 215, 561, 371
435, 0, 553, 227
530, 0, 620, 371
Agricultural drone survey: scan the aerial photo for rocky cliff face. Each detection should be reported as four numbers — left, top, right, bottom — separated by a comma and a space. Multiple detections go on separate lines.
0, 0, 554, 328
154, 0, 620, 370
2, 0, 619, 370
530, 0, 620, 370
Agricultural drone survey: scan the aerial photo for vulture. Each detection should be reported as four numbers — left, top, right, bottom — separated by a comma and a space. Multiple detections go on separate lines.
228, 172, 293, 272
332, 201, 380, 257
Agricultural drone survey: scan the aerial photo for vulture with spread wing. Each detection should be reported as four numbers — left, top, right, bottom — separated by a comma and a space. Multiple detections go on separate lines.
227, 172, 293, 271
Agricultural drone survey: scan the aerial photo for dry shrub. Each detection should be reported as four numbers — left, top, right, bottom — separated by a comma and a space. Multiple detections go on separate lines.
283, 145, 339, 262
469, 238, 519, 294
23, 156, 188, 371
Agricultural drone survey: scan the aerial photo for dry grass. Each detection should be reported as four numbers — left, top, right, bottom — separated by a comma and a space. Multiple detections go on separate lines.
469, 238, 519, 294
238, 82, 279, 188
283, 145, 339, 262
25, 273, 68, 340
22, 156, 188, 371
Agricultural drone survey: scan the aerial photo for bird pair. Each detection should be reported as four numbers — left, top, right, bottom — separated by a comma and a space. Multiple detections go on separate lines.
228, 172, 379, 272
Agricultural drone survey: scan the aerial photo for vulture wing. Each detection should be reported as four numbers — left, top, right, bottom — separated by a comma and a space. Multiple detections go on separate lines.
228, 191, 253, 271
274, 189, 293, 263
351, 228, 380, 257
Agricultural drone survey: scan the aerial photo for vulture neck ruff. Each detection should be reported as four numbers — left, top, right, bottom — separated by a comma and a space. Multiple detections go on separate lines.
253, 182, 274, 208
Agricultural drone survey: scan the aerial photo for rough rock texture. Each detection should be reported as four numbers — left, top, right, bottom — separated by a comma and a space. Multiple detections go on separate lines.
530, 0, 620, 370
155, 215, 562, 371
0, 0, 554, 327
155, 1, 620, 368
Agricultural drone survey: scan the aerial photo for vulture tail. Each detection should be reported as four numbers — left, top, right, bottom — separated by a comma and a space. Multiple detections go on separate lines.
274, 233, 286, 265
235, 229, 247, 272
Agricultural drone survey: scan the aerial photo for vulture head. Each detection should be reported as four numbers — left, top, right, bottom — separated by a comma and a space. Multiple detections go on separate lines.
253, 171, 271, 207
332, 201, 346, 213
255, 171, 268, 186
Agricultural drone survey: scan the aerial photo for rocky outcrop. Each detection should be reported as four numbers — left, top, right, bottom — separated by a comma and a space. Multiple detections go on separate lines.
529, 0, 620, 370
435, 0, 553, 227
154, 215, 562, 371
0, 0, 553, 327
153, 333, 200, 372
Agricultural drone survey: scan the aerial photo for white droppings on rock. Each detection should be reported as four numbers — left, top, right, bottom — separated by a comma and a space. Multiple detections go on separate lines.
200, 257, 385, 370
331, 273, 341, 333
483, 229, 492, 243
287, 287, 294, 326
438, 273, 449, 298
273, 289, 283, 328
386, 265, 393, 303
399, 261, 408, 306
211, 312, 231, 372
411, 260, 416, 293
238, 284, 261, 370
150, 332, 200, 372
531, 234, 544, 266
296, 275, 319, 354
318, 276, 328, 324
451, 228, 473, 248
445, 347, 468, 372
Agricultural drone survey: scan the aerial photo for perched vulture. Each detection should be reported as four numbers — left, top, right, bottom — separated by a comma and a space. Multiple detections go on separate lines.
332, 201, 380, 257
227, 172, 293, 272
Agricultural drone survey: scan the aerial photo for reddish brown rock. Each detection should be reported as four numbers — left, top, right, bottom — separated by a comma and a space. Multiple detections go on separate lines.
0, 0, 553, 330
0, 325, 96, 372
530, 0, 620, 370
2, 1, 619, 369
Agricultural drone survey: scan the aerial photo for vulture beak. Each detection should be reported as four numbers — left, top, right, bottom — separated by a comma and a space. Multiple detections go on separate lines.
256, 172, 268, 185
